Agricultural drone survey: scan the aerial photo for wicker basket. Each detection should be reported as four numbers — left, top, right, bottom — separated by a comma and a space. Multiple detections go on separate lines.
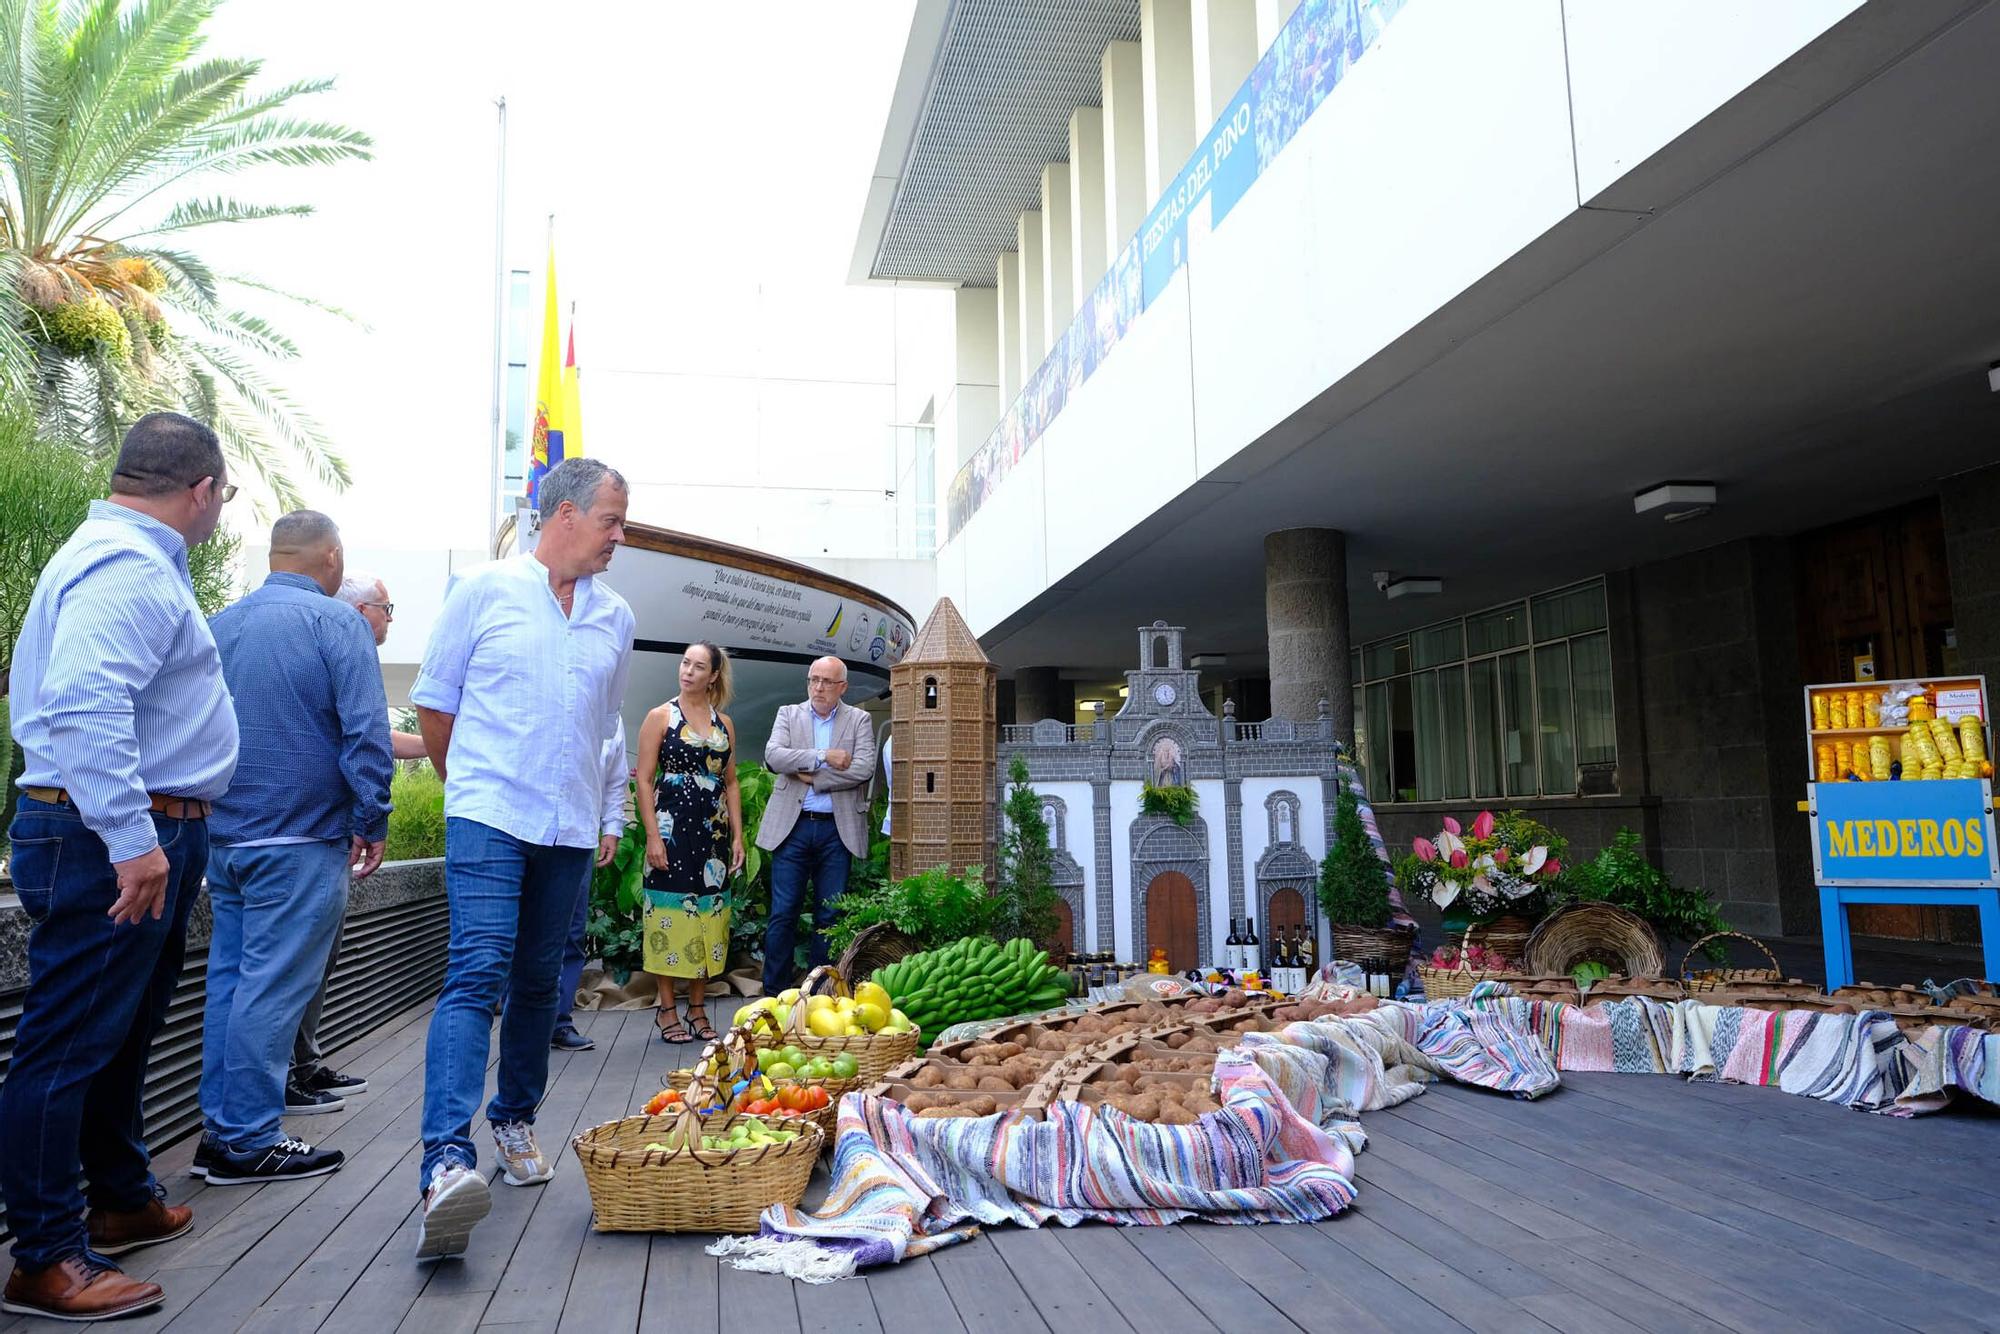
1680, 932, 1782, 993
573, 1100, 821, 1233
1479, 914, 1536, 965
1415, 924, 1509, 1000
661, 1015, 862, 1130
1328, 923, 1416, 973
779, 965, 921, 1082
835, 922, 922, 985
1521, 902, 1663, 980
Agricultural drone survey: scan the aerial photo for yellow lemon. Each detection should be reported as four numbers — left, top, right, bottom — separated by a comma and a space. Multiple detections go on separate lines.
778, 988, 802, 1006
853, 1002, 888, 1033
807, 1007, 847, 1038
805, 994, 834, 1014
833, 996, 857, 1015
884, 1009, 914, 1032
853, 981, 892, 1013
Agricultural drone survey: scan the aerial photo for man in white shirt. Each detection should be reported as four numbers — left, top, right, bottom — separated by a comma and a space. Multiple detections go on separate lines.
407, 458, 634, 1261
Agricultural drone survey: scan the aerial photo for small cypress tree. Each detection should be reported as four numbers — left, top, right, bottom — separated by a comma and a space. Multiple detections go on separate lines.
997, 755, 1061, 946
1317, 779, 1391, 927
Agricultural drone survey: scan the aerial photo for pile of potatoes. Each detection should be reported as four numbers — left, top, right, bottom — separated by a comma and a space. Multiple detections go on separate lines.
899, 1091, 1002, 1119
906, 1048, 1047, 1094
1086, 1077, 1223, 1125
1270, 995, 1381, 1022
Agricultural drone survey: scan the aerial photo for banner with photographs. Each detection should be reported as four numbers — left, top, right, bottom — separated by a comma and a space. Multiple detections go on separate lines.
947, 0, 1411, 541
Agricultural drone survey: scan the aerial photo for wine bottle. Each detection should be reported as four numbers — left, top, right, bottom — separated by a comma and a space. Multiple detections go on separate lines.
1299, 927, 1316, 982
1222, 917, 1239, 973
1243, 916, 1261, 976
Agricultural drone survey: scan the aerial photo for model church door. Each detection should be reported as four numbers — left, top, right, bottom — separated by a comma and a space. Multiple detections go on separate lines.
1145, 872, 1199, 972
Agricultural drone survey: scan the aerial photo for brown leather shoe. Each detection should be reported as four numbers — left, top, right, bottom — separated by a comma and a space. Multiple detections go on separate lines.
87, 1196, 195, 1256
1, 1254, 165, 1321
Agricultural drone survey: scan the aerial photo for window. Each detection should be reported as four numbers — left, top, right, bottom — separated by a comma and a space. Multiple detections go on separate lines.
1353, 580, 1615, 802
923, 677, 939, 709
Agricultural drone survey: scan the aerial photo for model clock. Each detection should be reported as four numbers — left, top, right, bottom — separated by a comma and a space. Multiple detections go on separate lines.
1153, 680, 1177, 707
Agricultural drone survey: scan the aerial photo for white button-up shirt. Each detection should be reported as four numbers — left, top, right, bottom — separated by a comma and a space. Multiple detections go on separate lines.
410, 553, 633, 849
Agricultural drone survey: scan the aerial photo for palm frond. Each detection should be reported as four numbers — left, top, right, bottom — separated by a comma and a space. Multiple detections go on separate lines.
121, 194, 311, 240
125, 243, 216, 307
199, 307, 300, 361
0, 249, 38, 400
189, 337, 349, 491
215, 271, 365, 326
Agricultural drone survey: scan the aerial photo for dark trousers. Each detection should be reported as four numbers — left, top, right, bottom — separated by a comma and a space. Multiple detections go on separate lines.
554, 863, 591, 1030
0, 797, 208, 1270
762, 815, 850, 995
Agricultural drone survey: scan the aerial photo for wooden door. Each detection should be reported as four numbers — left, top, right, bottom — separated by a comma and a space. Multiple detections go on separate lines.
1145, 872, 1199, 972
1047, 898, 1076, 963
1266, 887, 1307, 939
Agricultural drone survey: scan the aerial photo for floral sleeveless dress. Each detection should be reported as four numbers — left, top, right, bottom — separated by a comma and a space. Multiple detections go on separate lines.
641, 699, 733, 979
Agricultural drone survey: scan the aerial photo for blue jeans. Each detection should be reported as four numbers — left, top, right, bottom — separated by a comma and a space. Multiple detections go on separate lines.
420, 818, 591, 1188
200, 840, 350, 1149
762, 817, 850, 995
555, 864, 591, 1030
0, 797, 208, 1270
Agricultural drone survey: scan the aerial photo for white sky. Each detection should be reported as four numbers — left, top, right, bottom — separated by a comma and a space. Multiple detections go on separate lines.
197, 0, 948, 552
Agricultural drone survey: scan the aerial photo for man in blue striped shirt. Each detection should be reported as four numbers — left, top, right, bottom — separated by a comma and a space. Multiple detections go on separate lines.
2, 413, 238, 1323
195, 510, 394, 1188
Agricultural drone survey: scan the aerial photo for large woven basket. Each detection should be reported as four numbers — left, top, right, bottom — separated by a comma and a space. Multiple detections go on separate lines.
1415, 924, 1508, 1000
1521, 902, 1663, 980
1478, 914, 1537, 964
834, 922, 922, 984
779, 965, 921, 1082
572, 1101, 821, 1233
1328, 923, 1416, 973
1680, 932, 1781, 993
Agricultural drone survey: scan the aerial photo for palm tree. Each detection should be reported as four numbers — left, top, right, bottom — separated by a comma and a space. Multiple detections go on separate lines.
0, 0, 372, 508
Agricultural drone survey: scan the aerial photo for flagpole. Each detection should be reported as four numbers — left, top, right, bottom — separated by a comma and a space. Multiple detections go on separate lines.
485, 95, 508, 555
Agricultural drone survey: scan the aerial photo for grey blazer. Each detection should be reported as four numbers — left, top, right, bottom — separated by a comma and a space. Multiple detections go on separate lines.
757, 701, 878, 858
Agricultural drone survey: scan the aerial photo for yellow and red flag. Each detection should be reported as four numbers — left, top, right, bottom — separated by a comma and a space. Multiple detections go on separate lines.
525, 242, 566, 504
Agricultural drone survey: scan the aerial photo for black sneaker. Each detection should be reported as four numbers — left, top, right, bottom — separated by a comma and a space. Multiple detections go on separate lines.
550, 1025, 595, 1051
302, 1066, 368, 1097
284, 1082, 345, 1115
190, 1133, 221, 1179
204, 1137, 344, 1186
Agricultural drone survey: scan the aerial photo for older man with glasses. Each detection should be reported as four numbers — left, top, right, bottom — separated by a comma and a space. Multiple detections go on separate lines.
1, 413, 239, 1322
755, 657, 876, 995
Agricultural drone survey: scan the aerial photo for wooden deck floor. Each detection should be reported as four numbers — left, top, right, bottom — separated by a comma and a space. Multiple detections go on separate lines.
6, 999, 1997, 1333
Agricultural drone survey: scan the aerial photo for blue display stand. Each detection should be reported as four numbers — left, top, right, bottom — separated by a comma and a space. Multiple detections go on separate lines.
1809, 774, 1998, 989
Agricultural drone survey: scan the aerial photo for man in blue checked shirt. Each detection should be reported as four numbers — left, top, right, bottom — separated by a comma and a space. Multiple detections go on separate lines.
408, 457, 634, 1262
1, 413, 238, 1324
193, 510, 394, 1189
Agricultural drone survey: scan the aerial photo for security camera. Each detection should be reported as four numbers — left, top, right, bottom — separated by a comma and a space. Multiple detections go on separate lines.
1372, 571, 1392, 594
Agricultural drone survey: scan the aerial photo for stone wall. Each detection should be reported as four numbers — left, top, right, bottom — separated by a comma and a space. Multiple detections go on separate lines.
1627, 538, 1809, 936
1941, 461, 2000, 690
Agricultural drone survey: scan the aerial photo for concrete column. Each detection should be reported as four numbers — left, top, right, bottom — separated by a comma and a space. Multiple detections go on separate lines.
1141, 0, 1198, 208
1193, 0, 1259, 133
948, 287, 1000, 468
1101, 41, 1146, 258
1264, 527, 1352, 740
1254, 0, 1302, 50
1068, 107, 1108, 298
1040, 165, 1075, 339
996, 252, 1022, 403
1014, 666, 1061, 725
1017, 210, 1047, 376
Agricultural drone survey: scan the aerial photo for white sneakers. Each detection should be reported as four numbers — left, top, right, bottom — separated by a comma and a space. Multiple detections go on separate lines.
415, 1164, 491, 1261
414, 1123, 554, 1261
491, 1121, 555, 1187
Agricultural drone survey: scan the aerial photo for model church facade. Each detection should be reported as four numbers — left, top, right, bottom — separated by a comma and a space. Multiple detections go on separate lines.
998, 622, 1362, 972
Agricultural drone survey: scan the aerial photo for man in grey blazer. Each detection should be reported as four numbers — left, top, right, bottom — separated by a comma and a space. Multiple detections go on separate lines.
757, 657, 877, 994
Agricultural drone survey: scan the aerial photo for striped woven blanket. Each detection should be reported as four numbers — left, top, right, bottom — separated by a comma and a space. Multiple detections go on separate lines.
710, 1053, 1357, 1283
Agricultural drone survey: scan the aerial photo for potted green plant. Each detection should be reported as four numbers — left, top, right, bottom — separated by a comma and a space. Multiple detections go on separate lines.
1140, 782, 1197, 826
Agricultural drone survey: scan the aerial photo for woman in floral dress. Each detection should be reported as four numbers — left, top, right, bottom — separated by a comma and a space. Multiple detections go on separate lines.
636, 641, 744, 1043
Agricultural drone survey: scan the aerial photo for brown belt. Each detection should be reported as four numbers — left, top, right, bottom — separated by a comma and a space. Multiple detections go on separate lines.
23, 787, 212, 820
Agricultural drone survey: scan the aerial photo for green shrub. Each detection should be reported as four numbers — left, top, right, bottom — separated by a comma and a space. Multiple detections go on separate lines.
1140, 783, 1197, 826
1554, 828, 1729, 955
1318, 781, 1390, 926
384, 765, 445, 860
827, 863, 1001, 957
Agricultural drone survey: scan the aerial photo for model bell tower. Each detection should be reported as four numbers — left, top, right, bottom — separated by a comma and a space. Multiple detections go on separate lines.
889, 597, 996, 881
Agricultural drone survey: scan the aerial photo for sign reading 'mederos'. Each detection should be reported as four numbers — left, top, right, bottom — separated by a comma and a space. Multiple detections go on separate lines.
1814, 778, 1998, 886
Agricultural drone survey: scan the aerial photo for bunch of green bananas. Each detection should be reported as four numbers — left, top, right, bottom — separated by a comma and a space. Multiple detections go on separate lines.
872, 937, 1071, 1042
